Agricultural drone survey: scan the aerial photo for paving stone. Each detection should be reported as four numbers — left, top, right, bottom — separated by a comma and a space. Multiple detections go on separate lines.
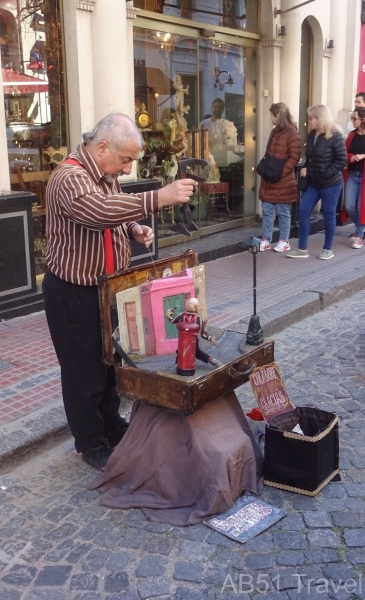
135, 554, 166, 577
136, 576, 171, 598
276, 550, 304, 566
73, 594, 103, 600
45, 505, 75, 523
344, 483, 365, 497
45, 522, 79, 541
205, 529, 237, 547
1, 564, 37, 587
273, 532, 307, 550
292, 496, 317, 511
116, 528, 148, 549
279, 512, 304, 531
0, 590, 22, 600
171, 524, 208, 542
208, 548, 244, 570
105, 593, 139, 600
104, 571, 129, 592
174, 587, 210, 600
203, 566, 236, 586
240, 531, 273, 551
70, 572, 99, 590
304, 549, 340, 563
65, 543, 92, 563
178, 540, 215, 561
142, 535, 175, 554
307, 529, 341, 548
244, 552, 274, 569
34, 565, 72, 586
322, 564, 358, 583
106, 551, 135, 572
81, 549, 111, 571
344, 498, 365, 511
303, 511, 333, 528
44, 539, 78, 561
331, 511, 362, 527
27, 591, 66, 600
0, 541, 27, 559
346, 549, 365, 564
343, 528, 365, 547
173, 560, 203, 583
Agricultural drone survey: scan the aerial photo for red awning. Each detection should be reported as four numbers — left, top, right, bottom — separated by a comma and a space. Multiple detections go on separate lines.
2, 68, 48, 95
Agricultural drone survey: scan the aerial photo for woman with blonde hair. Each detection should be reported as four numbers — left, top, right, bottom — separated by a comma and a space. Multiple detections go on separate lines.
287, 104, 347, 260
259, 102, 301, 252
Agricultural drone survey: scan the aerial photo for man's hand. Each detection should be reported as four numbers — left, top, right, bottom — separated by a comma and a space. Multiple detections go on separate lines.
131, 224, 154, 248
157, 178, 198, 209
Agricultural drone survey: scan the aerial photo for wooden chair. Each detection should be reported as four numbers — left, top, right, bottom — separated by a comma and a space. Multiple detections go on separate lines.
14, 167, 50, 208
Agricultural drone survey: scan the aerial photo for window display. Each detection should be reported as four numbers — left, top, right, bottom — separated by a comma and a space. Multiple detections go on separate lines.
2, 0, 67, 276
133, 26, 255, 240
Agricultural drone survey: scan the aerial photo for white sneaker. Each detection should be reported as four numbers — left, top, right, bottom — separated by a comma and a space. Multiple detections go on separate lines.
274, 239, 291, 252
352, 236, 363, 249
260, 239, 271, 251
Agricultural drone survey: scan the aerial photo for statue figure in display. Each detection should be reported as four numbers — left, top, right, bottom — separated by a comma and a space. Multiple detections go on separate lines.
173, 74, 190, 132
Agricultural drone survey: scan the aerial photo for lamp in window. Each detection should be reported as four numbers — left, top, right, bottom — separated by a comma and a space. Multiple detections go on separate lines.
214, 67, 235, 90
150, 31, 177, 53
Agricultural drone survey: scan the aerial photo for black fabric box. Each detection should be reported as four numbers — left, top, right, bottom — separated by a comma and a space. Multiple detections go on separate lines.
264, 407, 340, 496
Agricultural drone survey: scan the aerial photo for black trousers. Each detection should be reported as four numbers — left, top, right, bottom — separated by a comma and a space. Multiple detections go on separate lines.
42, 271, 124, 452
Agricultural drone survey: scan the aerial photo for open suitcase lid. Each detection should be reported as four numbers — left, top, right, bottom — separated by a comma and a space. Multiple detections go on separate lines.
249, 362, 295, 423
97, 249, 199, 366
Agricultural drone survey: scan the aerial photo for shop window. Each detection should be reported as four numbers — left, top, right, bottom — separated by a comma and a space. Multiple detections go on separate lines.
2, 0, 67, 277
133, 0, 258, 33
134, 27, 255, 240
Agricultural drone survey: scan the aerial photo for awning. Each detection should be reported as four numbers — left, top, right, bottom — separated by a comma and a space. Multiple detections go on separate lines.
2, 68, 48, 95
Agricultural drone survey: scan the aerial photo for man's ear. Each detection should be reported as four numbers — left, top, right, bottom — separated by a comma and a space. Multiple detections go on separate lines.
97, 140, 108, 156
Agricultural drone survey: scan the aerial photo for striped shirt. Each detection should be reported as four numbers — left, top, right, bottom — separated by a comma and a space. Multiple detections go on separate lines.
45, 143, 158, 285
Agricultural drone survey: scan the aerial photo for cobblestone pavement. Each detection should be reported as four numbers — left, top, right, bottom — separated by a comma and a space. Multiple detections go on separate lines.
0, 291, 365, 600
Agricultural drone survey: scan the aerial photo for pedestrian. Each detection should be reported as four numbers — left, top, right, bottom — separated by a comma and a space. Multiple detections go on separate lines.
343, 107, 365, 249
258, 102, 301, 252
287, 104, 347, 260
42, 112, 198, 470
346, 91, 365, 134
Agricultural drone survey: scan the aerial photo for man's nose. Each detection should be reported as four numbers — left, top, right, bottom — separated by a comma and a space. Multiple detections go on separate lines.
122, 163, 133, 175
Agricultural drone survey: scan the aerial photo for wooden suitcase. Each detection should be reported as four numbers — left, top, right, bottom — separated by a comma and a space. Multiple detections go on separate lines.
98, 250, 275, 414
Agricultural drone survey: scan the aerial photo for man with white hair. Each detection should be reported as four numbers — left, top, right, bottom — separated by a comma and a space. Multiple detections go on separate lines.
43, 112, 197, 470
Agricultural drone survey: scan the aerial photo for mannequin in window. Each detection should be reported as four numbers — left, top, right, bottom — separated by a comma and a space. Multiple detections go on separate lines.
200, 98, 238, 166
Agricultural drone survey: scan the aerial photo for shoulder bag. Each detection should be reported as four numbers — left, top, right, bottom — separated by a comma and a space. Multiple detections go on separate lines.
256, 132, 287, 183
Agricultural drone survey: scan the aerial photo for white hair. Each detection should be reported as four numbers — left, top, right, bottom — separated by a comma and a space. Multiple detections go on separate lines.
83, 113, 143, 151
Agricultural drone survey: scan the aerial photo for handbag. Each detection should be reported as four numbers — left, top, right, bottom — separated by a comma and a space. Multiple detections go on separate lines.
256, 133, 286, 183
297, 174, 308, 192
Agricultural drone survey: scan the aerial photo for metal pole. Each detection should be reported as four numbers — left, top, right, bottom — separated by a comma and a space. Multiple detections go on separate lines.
253, 253, 257, 316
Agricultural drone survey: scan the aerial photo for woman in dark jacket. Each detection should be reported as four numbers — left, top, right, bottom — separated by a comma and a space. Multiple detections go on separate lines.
259, 103, 301, 252
287, 104, 347, 260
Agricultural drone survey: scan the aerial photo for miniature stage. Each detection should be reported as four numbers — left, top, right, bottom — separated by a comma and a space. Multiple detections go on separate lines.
126, 329, 244, 377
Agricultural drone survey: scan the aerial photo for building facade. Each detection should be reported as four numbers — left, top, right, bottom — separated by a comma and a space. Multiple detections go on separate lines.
0, 0, 362, 315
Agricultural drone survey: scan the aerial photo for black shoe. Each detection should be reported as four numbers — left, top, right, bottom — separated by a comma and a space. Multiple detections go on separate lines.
105, 421, 129, 449
81, 442, 113, 470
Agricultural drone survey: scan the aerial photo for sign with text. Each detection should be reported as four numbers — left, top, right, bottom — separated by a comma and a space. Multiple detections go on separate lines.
249, 362, 294, 423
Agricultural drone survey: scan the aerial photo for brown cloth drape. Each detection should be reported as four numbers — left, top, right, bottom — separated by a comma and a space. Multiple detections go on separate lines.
88, 391, 263, 526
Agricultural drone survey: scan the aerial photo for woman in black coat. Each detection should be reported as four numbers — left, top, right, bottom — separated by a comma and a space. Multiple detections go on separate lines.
287, 104, 347, 260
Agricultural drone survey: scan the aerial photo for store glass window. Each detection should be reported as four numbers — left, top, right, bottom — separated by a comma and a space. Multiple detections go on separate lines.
133, 0, 258, 33
1, 0, 67, 276
134, 26, 256, 240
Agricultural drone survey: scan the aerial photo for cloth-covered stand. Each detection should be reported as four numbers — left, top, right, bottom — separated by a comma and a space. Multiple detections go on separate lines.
88, 391, 263, 526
